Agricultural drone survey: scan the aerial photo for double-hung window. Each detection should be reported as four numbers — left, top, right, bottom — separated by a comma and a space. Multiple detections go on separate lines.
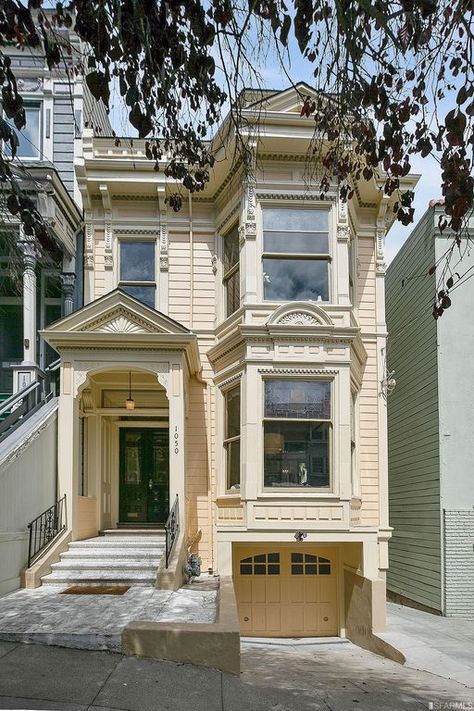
224, 384, 241, 490
5, 103, 42, 159
223, 225, 240, 317
119, 240, 156, 308
263, 379, 331, 489
262, 207, 330, 302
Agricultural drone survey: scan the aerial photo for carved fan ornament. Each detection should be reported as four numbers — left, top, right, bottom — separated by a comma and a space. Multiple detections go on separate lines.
277, 312, 321, 326
96, 315, 148, 334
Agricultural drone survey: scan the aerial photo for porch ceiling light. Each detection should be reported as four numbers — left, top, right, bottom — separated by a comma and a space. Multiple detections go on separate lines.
125, 371, 135, 410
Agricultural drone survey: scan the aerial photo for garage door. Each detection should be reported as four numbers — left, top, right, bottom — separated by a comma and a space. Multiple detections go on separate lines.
234, 546, 338, 637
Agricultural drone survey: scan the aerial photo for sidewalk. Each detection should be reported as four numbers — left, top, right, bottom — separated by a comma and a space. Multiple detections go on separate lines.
380, 602, 474, 687
0, 638, 472, 711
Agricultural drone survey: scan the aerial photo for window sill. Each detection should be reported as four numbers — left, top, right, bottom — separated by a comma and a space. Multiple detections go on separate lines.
256, 491, 340, 500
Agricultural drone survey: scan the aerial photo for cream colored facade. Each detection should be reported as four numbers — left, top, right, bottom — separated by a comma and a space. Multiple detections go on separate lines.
42, 85, 418, 639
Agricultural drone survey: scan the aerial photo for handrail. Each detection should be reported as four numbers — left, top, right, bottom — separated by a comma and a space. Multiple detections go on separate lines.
165, 494, 179, 568
27, 494, 67, 568
0, 382, 52, 443
45, 358, 61, 373
0, 381, 40, 417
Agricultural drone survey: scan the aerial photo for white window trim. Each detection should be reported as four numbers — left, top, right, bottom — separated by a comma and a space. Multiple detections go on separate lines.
116, 236, 158, 309
257, 201, 335, 304
260, 374, 336, 494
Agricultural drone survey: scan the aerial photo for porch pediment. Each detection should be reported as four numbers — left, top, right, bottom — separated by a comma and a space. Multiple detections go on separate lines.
45, 289, 191, 337
41, 289, 201, 374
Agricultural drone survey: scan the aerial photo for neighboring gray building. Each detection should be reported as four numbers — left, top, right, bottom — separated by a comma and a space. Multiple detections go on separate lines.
386, 203, 474, 619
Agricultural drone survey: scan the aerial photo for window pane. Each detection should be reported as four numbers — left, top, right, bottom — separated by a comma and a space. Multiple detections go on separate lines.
254, 554, 266, 563
224, 226, 239, 273
120, 242, 155, 281
120, 285, 155, 308
264, 231, 328, 254
240, 564, 252, 575
263, 258, 329, 301
291, 553, 303, 563
306, 565, 317, 575
0, 304, 22, 392
292, 565, 304, 575
319, 564, 331, 575
225, 439, 240, 490
265, 380, 331, 419
268, 565, 280, 575
226, 386, 241, 438
268, 553, 280, 563
263, 208, 328, 232
6, 105, 41, 158
225, 268, 240, 317
264, 421, 330, 488
254, 565, 266, 575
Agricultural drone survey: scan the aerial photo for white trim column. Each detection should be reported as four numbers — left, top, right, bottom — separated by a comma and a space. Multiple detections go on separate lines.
20, 237, 37, 367
61, 272, 76, 316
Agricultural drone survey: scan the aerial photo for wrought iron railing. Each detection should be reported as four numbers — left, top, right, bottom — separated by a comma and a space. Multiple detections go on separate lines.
27, 494, 67, 568
165, 494, 179, 568
0, 382, 52, 443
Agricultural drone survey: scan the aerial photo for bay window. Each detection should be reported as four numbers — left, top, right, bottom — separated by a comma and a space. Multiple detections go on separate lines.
262, 207, 330, 302
119, 240, 156, 308
224, 384, 241, 490
263, 379, 331, 489
223, 225, 240, 317
5, 103, 41, 159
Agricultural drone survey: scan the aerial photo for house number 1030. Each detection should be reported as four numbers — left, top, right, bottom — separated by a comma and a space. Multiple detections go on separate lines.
174, 426, 179, 454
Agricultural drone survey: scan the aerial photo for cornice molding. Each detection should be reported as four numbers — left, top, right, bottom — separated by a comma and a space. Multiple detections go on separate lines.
258, 367, 339, 376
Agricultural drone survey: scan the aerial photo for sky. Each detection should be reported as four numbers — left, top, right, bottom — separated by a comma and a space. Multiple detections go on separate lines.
108, 26, 446, 266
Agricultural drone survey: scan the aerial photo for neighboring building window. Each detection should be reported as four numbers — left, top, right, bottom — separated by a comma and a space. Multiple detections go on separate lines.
0, 234, 22, 392
119, 240, 156, 308
224, 384, 241, 490
223, 225, 240, 317
5, 103, 42, 159
262, 207, 330, 302
263, 379, 331, 489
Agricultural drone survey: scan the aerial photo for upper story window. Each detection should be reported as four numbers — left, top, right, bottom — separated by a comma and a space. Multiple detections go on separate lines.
262, 207, 330, 302
5, 103, 42, 159
119, 240, 156, 308
224, 384, 241, 491
263, 379, 331, 489
223, 225, 240, 317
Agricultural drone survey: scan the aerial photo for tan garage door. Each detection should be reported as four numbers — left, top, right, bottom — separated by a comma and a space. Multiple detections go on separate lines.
234, 546, 338, 637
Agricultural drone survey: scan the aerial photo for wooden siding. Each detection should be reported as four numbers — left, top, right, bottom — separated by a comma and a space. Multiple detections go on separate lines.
358, 340, 380, 526
185, 340, 215, 568
53, 97, 74, 193
385, 209, 442, 611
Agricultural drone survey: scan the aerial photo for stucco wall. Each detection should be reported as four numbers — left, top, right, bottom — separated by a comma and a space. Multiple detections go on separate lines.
444, 510, 474, 618
0, 403, 58, 593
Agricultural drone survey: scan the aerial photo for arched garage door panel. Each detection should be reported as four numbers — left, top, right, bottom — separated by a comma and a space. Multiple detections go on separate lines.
234, 547, 338, 637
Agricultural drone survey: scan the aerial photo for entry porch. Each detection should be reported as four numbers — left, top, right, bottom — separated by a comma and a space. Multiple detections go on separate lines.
41, 290, 202, 555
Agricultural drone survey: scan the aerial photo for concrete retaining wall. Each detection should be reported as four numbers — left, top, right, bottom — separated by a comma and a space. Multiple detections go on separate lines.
122, 576, 240, 674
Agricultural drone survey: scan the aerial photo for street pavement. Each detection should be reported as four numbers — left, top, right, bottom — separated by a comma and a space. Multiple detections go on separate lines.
0, 638, 472, 711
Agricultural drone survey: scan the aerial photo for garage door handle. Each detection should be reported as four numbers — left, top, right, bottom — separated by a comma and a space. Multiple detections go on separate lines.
244, 617, 249, 621
323, 616, 328, 621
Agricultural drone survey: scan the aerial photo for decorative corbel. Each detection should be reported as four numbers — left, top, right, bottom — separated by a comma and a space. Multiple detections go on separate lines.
157, 185, 168, 272
84, 211, 94, 270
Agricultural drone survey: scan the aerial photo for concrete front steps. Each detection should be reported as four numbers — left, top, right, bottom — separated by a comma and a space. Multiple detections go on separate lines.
41, 530, 165, 587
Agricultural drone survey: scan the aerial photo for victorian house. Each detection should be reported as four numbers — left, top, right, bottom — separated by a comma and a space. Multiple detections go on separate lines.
2, 82, 418, 642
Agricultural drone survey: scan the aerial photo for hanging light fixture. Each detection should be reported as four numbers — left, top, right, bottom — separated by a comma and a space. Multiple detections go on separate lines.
125, 371, 135, 410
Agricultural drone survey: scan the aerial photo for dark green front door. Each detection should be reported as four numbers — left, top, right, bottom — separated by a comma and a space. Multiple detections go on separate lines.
119, 428, 169, 525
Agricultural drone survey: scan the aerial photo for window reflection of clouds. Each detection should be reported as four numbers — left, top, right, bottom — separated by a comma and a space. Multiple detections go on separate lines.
120, 242, 155, 281
263, 259, 328, 301
121, 285, 155, 308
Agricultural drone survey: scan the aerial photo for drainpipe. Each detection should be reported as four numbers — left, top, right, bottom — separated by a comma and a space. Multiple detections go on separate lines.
189, 193, 194, 329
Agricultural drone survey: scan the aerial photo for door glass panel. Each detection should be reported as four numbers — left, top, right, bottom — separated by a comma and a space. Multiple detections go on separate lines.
119, 428, 168, 524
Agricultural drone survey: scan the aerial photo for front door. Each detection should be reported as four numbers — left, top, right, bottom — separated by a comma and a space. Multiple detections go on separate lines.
119, 428, 169, 525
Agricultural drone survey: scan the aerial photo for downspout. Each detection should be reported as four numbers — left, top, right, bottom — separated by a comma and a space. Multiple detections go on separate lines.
189, 193, 194, 329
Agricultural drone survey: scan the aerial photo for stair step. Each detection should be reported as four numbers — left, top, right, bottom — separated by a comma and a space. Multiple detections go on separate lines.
68, 539, 164, 549
41, 571, 156, 586
51, 560, 158, 571
61, 549, 163, 560
100, 529, 165, 535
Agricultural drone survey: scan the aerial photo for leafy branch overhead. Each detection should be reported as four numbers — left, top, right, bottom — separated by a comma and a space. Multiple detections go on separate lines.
1, 0, 473, 314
